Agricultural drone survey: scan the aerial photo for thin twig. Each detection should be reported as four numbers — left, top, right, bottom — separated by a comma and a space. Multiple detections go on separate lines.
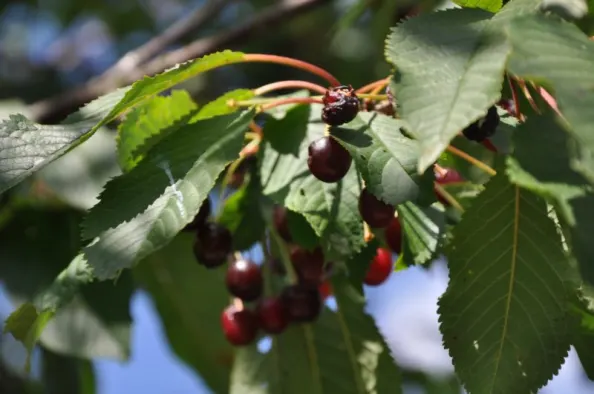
446, 145, 496, 176
29, 0, 331, 123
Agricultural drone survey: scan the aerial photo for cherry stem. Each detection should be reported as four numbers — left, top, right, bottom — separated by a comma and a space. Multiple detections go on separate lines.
446, 145, 497, 176
536, 85, 562, 116
364, 222, 374, 242
260, 97, 323, 111
356, 78, 390, 94
516, 79, 540, 114
253, 80, 328, 96
433, 163, 449, 177
260, 235, 274, 296
434, 183, 465, 213
243, 54, 341, 87
507, 75, 524, 121
249, 121, 263, 136
357, 93, 388, 100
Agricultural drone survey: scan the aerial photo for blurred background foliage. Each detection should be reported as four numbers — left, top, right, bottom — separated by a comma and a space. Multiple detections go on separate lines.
2, 0, 594, 393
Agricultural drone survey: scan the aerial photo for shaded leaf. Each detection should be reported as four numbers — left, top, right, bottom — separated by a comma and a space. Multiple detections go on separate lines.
286, 209, 320, 250
332, 113, 430, 206
134, 234, 234, 394
82, 110, 255, 280
260, 104, 365, 260
344, 239, 381, 290
116, 89, 198, 172
571, 287, 594, 380
438, 171, 572, 394
397, 202, 445, 266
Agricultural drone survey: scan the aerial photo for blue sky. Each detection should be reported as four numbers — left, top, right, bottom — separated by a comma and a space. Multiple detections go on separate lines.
2, 259, 593, 393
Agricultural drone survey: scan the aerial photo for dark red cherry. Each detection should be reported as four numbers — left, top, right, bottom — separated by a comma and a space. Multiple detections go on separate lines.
384, 217, 402, 254
435, 169, 464, 206
193, 222, 233, 268
183, 198, 211, 232
322, 85, 360, 126
273, 206, 292, 242
462, 106, 500, 142
308, 136, 352, 183
364, 248, 393, 286
290, 246, 325, 285
359, 188, 395, 228
256, 297, 289, 334
221, 305, 258, 346
318, 281, 332, 301
226, 259, 263, 301
281, 284, 322, 323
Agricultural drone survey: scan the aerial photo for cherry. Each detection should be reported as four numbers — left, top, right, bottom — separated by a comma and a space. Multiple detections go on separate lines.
435, 169, 464, 206
308, 136, 352, 183
359, 188, 395, 228
384, 216, 402, 254
182, 198, 211, 232
193, 222, 233, 268
364, 248, 393, 286
281, 284, 322, 323
322, 85, 360, 126
256, 297, 289, 334
221, 304, 258, 346
462, 106, 500, 142
270, 258, 286, 276
226, 259, 263, 302
290, 246, 325, 285
273, 206, 292, 242
318, 281, 332, 301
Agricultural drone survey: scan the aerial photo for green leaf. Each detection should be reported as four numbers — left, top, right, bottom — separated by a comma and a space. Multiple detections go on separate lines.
505, 113, 594, 286
82, 110, 255, 280
541, 0, 588, 19
385, 8, 507, 173
116, 89, 198, 172
260, 105, 365, 260
230, 345, 268, 394
447, 136, 496, 185
343, 238, 381, 291
41, 347, 97, 394
438, 171, 572, 394
0, 88, 128, 195
134, 234, 234, 394
571, 287, 594, 380
40, 271, 134, 361
218, 171, 265, 251
3, 254, 94, 371
397, 202, 445, 266
229, 274, 401, 394
506, 15, 594, 186
332, 113, 430, 206
103, 50, 245, 122
193, 89, 255, 121
454, 0, 503, 13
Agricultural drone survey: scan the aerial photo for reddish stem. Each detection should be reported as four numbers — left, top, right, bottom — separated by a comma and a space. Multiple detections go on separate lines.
249, 121, 263, 136
260, 97, 323, 111
537, 86, 560, 114
254, 80, 327, 96
506, 75, 522, 120
243, 54, 340, 87
356, 78, 390, 94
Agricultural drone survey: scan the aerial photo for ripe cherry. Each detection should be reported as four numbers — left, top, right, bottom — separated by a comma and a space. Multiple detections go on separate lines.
193, 222, 233, 268
384, 216, 402, 254
308, 136, 352, 183
226, 259, 263, 302
183, 198, 211, 232
435, 169, 464, 206
364, 248, 393, 286
273, 206, 292, 242
318, 281, 332, 301
322, 85, 360, 126
462, 106, 500, 142
290, 246, 325, 285
221, 304, 258, 346
281, 284, 322, 323
256, 297, 289, 334
359, 188, 395, 228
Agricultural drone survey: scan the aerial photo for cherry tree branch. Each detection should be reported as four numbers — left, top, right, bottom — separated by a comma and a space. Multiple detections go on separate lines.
28, 0, 330, 124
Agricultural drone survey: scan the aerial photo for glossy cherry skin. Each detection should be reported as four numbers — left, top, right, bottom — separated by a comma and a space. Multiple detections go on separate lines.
281, 284, 322, 323
183, 198, 211, 232
225, 259, 263, 302
290, 246, 325, 285
273, 206, 292, 242
193, 222, 233, 268
384, 217, 402, 254
364, 248, 393, 286
308, 136, 352, 183
221, 305, 259, 346
435, 169, 464, 206
318, 281, 332, 301
256, 297, 289, 334
359, 188, 395, 228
